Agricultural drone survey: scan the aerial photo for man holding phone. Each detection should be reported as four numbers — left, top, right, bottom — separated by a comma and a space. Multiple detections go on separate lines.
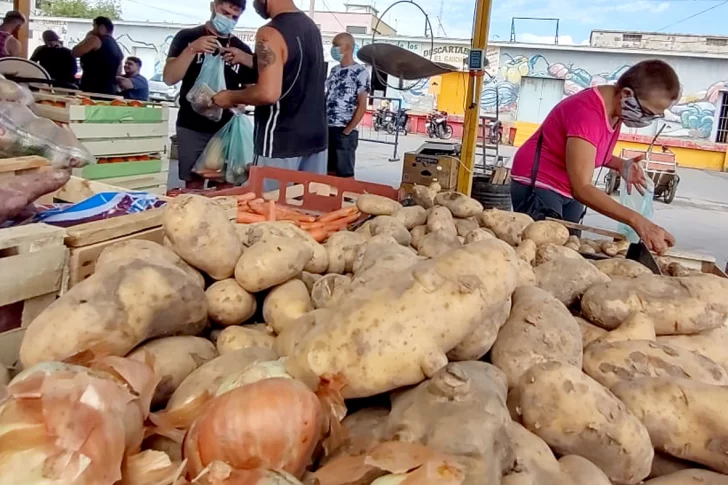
163, 0, 256, 189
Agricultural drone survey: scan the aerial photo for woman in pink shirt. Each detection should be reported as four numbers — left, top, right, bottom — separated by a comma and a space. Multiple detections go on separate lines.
511, 60, 678, 253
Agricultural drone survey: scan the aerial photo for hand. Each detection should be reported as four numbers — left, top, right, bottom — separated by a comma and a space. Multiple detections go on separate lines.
189, 36, 219, 54
212, 90, 237, 109
621, 154, 647, 195
222, 47, 253, 67
632, 216, 675, 254
342, 128, 353, 136
116, 76, 133, 90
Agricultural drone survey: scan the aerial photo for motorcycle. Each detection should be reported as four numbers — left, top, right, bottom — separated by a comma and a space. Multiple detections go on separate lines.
385, 108, 410, 135
488, 119, 503, 144
372, 107, 389, 132
426, 111, 453, 139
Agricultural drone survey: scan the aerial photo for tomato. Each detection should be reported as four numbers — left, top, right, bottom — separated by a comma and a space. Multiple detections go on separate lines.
80, 98, 95, 106
109, 157, 125, 163
110, 99, 127, 106
128, 100, 143, 107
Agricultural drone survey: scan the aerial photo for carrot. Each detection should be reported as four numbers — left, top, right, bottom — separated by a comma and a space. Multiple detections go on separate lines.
299, 221, 325, 230
236, 212, 266, 223
322, 212, 362, 232
273, 204, 317, 223
268, 200, 276, 221
307, 227, 330, 242
318, 206, 358, 223
237, 201, 250, 212
235, 193, 257, 202
248, 200, 269, 216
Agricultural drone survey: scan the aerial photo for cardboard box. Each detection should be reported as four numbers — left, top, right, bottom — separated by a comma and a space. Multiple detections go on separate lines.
401, 151, 459, 189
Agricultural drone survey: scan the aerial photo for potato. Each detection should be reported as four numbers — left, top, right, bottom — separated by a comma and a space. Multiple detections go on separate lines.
658, 326, 728, 373
354, 219, 372, 237
274, 309, 331, 357
286, 240, 520, 398
411, 184, 438, 209
588, 311, 656, 346
612, 377, 728, 474
512, 361, 653, 484
522, 220, 569, 247
234, 236, 312, 293
650, 452, 697, 479
356, 194, 401, 215
535, 257, 609, 306
454, 217, 480, 238
533, 243, 582, 266
584, 340, 728, 389
579, 243, 597, 255
369, 215, 412, 246
426, 206, 457, 237
163, 347, 277, 415
434, 191, 483, 218
393, 206, 428, 229
417, 229, 460, 258
20, 260, 207, 367
96, 239, 205, 288
216, 325, 276, 354
324, 407, 390, 463
325, 231, 367, 274
502, 421, 564, 485
163, 195, 242, 279
447, 298, 510, 361
263, 279, 313, 333
311, 274, 351, 309
491, 286, 582, 387
127, 336, 217, 408
558, 455, 611, 485
350, 237, 419, 291
386, 362, 513, 484
205, 279, 257, 327
564, 235, 580, 251
301, 271, 322, 293
581, 274, 728, 334
601, 239, 630, 257
478, 209, 534, 246
246, 221, 329, 274
410, 224, 427, 250
592, 258, 652, 279
234, 223, 253, 246
575, 317, 607, 347
645, 470, 728, 485
513, 238, 537, 265
464, 227, 495, 244
516, 259, 537, 288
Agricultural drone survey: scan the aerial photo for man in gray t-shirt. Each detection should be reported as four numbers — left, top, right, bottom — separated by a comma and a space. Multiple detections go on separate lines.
325, 33, 371, 178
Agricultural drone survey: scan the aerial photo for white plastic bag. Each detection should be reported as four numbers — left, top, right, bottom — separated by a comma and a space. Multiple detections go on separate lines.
617, 165, 654, 243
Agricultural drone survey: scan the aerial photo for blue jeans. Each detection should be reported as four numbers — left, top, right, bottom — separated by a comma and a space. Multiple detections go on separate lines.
511, 181, 585, 223
253, 150, 328, 192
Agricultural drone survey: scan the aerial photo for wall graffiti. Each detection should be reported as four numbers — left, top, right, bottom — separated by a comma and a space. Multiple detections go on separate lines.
480, 53, 727, 139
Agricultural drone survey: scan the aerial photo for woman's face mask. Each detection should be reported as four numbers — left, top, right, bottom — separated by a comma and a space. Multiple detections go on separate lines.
212, 12, 237, 35
620, 89, 661, 128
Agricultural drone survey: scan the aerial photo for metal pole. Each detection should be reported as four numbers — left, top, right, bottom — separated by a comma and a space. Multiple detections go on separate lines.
13, 0, 30, 57
457, 0, 493, 195
308, 0, 315, 20
390, 97, 401, 162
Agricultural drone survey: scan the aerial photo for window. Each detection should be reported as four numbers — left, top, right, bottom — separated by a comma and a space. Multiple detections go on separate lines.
346, 26, 367, 34
716, 92, 728, 144
622, 33, 642, 43
707, 37, 728, 47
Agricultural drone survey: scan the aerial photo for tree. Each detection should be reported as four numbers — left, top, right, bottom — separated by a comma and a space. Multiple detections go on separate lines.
37, 0, 122, 20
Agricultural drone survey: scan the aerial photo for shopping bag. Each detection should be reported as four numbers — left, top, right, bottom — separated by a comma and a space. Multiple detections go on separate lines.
194, 109, 254, 185
617, 163, 655, 243
186, 53, 226, 121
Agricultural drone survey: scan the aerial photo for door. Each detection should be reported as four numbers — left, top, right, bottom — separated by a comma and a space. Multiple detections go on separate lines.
516, 76, 565, 123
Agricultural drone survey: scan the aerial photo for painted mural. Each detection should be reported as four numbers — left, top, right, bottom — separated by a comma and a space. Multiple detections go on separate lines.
481, 53, 727, 139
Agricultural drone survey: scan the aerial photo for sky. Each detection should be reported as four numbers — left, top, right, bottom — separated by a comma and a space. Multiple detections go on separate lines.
118, 0, 728, 43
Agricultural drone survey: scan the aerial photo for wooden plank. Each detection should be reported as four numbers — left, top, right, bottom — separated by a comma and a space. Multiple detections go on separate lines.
0, 246, 68, 307
0, 223, 65, 252
70, 122, 169, 140
21, 293, 57, 327
31, 103, 70, 123
0, 156, 50, 173
97, 171, 169, 190
82, 137, 167, 157
67, 227, 164, 287
0, 328, 26, 368
64, 207, 165, 247
546, 218, 626, 240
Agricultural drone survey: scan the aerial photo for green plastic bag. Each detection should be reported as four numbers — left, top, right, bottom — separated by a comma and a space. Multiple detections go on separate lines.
194, 109, 254, 185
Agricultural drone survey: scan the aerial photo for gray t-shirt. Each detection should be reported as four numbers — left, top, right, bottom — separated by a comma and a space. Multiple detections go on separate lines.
325, 63, 371, 128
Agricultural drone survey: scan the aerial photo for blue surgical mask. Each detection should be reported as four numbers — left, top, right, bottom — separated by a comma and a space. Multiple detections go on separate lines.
211, 13, 237, 36
330, 46, 343, 62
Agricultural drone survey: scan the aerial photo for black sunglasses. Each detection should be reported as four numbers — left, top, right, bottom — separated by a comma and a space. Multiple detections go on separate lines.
628, 87, 664, 119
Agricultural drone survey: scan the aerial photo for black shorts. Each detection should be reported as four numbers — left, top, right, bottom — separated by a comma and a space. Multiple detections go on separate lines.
176, 126, 215, 181
511, 181, 585, 223
327, 126, 358, 178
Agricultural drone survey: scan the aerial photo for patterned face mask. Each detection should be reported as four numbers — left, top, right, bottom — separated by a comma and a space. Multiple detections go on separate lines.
621, 91, 660, 128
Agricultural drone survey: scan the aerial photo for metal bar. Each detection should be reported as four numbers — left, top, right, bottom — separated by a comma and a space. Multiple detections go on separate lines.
13, 0, 30, 57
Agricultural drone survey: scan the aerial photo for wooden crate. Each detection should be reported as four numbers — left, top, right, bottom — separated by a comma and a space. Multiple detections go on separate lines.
0, 223, 68, 367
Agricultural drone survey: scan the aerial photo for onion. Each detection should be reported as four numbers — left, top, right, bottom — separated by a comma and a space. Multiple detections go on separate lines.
183, 378, 323, 481
120, 450, 185, 485
215, 359, 292, 396
190, 462, 303, 485
0, 357, 156, 485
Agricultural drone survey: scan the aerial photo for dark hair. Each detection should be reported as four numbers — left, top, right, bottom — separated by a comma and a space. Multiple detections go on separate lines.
215, 0, 246, 10
93, 16, 115, 33
127, 56, 142, 67
42, 30, 60, 43
3, 10, 25, 24
616, 60, 680, 101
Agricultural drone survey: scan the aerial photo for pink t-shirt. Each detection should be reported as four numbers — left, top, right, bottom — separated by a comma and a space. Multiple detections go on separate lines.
511, 87, 621, 198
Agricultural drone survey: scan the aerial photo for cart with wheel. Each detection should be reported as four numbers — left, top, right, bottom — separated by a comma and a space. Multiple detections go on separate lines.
604, 147, 679, 204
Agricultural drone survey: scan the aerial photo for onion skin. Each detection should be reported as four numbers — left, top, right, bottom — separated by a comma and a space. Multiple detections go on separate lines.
183, 378, 323, 480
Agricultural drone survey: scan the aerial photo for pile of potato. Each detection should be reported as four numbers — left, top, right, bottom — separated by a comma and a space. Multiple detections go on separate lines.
9, 184, 728, 485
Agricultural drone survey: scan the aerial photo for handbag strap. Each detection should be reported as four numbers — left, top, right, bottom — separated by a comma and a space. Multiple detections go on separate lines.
528, 130, 544, 190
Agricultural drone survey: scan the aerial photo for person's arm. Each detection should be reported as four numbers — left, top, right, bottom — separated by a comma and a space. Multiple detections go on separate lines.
222, 46, 254, 68
6, 37, 21, 57
565, 137, 674, 252
163, 33, 218, 86
117, 76, 133, 90
71, 34, 101, 57
343, 69, 370, 134
212, 26, 286, 107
